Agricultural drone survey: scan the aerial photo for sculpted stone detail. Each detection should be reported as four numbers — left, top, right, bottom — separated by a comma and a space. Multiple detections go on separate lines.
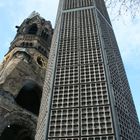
0, 48, 47, 96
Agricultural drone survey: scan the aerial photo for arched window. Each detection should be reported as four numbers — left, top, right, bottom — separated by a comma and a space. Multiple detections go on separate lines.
15, 81, 42, 115
27, 24, 38, 35
0, 124, 34, 140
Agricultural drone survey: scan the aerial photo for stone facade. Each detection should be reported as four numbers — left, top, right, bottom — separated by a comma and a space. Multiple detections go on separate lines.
0, 11, 53, 140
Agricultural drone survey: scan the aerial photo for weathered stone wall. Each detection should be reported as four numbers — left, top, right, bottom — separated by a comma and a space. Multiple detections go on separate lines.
0, 12, 53, 139
0, 91, 37, 138
0, 47, 47, 97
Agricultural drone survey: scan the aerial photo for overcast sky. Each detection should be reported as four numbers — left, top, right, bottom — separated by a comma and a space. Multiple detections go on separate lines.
0, 0, 140, 120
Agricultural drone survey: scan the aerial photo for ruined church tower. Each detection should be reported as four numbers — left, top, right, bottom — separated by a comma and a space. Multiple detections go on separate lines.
0, 12, 53, 140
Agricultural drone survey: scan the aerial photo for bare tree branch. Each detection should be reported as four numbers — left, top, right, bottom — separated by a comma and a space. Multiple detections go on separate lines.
105, 0, 140, 19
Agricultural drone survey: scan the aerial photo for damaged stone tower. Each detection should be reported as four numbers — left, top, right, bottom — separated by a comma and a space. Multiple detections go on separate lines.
0, 12, 53, 140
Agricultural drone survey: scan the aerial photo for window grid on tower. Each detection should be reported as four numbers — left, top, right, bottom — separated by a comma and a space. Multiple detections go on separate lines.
81, 106, 114, 136
63, 0, 94, 10
52, 85, 79, 109
48, 7, 115, 140
80, 48, 103, 64
80, 64, 106, 83
48, 10, 80, 139
79, 9, 100, 50
97, 10, 140, 139
35, 0, 140, 140
81, 136, 115, 140
55, 66, 79, 86
57, 50, 79, 67
80, 82, 110, 107
49, 109, 79, 137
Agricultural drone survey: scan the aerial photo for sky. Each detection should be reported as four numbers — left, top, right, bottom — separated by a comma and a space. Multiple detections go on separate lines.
0, 0, 140, 121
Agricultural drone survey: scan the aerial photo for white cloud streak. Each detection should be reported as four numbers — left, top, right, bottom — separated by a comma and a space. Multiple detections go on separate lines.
5, 0, 59, 27
112, 15, 140, 70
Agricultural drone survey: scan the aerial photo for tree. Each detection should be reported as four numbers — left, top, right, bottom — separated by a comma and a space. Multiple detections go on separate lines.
105, 0, 140, 18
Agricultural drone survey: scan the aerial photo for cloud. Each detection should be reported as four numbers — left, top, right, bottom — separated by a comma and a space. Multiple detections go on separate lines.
111, 14, 140, 70
0, 2, 4, 7
107, 1, 140, 70
5, 0, 59, 27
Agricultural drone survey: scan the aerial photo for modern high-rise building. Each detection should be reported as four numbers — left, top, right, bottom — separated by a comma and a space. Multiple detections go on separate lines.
36, 0, 140, 140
